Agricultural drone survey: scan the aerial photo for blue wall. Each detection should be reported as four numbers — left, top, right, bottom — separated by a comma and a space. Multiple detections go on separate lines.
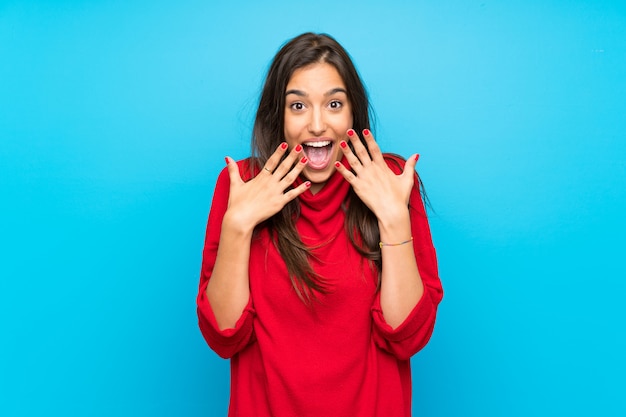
1, 1, 624, 416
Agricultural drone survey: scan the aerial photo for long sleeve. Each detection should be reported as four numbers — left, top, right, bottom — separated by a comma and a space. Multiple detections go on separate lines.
197, 166, 256, 359
196, 159, 441, 416
371, 157, 443, 360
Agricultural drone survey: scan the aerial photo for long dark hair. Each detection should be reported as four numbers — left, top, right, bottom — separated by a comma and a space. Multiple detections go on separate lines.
250, 33, 388, 301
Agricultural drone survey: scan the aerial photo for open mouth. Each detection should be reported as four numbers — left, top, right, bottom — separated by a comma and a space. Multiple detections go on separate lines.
302, 140, 333, 170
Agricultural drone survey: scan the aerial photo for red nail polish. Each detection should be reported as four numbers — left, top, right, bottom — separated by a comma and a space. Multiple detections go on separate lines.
300, 156, 308, 164
305, 181, 311, 188
363, 129, 370, 136
295, 144, 303, 152
280, 142, 288, 150
224, 157, 229, 165
347, 129, 354, 137
334, 161, 342, 168
340, 141, 347, 149
414, 154, 420, 161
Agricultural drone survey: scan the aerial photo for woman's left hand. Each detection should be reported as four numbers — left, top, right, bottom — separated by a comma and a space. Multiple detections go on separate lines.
334, 129, 418, 222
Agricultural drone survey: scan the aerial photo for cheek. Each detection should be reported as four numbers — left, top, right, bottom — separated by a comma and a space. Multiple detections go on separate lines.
341, 112, 354, 131
283, 117, 297, 144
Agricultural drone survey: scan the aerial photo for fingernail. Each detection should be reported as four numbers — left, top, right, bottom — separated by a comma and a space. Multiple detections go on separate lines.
414, 154, 420, 161
334, 161, 341, 168
295, 144, 303, 152
300, 156, 308, 164
347, 129, 354, 137
280, 142, 288, 150
340, 141, 347, 149
363, 129, 370, 136
224, 157, 229, 165
305, 181, 311, 188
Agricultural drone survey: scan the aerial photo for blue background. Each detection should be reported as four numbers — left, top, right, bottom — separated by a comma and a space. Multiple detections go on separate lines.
1, 1, 625, 416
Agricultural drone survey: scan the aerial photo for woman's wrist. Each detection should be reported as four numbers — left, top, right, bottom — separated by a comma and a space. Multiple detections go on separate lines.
377, 207, 411, 243
221, 211, 256, 238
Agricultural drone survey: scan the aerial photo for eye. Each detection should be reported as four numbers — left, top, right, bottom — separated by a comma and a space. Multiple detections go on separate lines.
329, 100, 343, 110
289, 102, 305, 111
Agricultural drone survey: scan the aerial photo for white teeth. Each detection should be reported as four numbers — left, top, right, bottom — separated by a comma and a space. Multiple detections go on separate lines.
304, 141, 331, 148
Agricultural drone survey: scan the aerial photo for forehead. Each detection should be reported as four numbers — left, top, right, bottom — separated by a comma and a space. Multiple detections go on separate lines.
286, 62, 346, 90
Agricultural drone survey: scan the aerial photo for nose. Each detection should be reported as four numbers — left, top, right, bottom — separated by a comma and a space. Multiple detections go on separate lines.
307, 107, 326, 135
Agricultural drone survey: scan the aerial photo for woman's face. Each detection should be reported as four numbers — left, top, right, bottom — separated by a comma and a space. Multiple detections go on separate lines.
284, 62, 353, 193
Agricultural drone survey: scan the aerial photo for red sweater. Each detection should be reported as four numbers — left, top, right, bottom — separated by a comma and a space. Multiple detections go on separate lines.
197, 156, 443, 417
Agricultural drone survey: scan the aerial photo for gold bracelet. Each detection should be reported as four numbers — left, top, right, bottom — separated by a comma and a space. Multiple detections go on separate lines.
379, 237, 413, 248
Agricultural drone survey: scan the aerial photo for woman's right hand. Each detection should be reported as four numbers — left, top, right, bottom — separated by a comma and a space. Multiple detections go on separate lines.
223, 143, 310, 231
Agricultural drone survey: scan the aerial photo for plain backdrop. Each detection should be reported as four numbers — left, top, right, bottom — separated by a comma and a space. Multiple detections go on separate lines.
1, 1, 625, 416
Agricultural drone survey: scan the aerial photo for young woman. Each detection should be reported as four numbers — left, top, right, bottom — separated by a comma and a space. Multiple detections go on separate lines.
197, 32, 443, 417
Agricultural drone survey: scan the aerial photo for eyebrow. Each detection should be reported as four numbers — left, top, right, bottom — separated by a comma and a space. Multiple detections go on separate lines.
285, 87, 348, 97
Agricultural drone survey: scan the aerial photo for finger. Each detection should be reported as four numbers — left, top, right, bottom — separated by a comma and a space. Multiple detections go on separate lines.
405, 153, 419, 172
273, 144, 303, 179
225, 156, 243, 184
279, 154, 308, 186
361, 129, 384, 164
283, 180, 312, 201
334, 160, 357, 183
339, 139, 363, 172
402, 153, 420, 181
263, 142, 289, 173
347, 129, 372, 166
